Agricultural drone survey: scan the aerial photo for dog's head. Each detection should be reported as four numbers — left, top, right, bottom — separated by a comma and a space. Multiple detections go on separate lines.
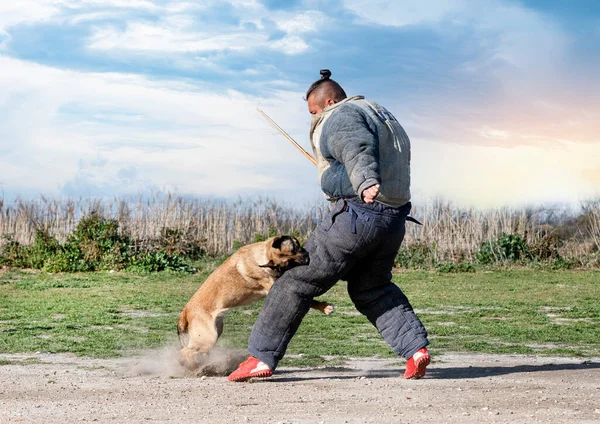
259, 236, 309, 275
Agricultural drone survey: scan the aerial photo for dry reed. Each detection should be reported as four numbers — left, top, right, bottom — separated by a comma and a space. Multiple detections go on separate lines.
0, 194, 327, 256
1, 194, 598, 265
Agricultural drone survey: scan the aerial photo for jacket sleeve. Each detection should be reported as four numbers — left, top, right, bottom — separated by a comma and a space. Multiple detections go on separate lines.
321, 105, 381, 197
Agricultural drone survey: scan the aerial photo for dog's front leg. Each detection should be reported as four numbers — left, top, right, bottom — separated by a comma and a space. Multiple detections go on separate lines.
310, 300, 335, 315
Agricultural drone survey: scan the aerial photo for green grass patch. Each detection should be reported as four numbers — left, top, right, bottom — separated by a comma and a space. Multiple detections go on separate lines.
0, 357, 43, 366
1, 266, 599, 363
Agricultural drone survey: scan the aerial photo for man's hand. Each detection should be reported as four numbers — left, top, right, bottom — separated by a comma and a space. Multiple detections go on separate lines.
362, 184, 380, 204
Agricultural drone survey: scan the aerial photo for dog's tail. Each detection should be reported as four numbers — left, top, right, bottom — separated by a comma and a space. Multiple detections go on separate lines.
177, 310, 190, 348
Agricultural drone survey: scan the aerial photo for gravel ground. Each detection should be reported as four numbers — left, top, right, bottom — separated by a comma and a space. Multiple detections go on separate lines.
2, 350, 600, 423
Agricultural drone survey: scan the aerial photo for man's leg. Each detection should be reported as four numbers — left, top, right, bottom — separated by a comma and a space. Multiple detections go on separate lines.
346, 213, 429, 378
229, 200, 384, 384
346, 216, 428, 358
347, 259, 429, 359
245, 203, 368, 371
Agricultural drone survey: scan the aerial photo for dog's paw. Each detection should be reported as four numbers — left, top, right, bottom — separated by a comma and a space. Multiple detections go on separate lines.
323, 304, 335, 315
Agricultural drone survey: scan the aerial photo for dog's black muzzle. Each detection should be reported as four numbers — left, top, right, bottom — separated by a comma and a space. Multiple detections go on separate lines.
299, 251, 310, 266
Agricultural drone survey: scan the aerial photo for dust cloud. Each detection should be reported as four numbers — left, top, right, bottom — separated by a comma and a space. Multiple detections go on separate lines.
125, 345, 248, 378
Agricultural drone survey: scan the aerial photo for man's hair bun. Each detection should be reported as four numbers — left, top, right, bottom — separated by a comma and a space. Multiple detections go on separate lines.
320, 69, 331, 80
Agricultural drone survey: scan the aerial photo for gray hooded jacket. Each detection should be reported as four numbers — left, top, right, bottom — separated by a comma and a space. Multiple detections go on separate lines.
310, 96, 411, 207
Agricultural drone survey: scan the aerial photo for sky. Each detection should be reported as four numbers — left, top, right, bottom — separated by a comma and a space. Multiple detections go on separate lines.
0, 0, 599, 208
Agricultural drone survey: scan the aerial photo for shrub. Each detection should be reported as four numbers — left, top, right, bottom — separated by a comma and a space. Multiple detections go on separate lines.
477, 233, 529, 265
549, 256, 574, 270
127, 250, 195, 274
395, 241, 436, 269
28, 230, 61, 269
529, 232, 562, 261
156, 227, 206, 260
43, 252, 71, 273
0, 212, 196, 274
436, 261, 476, 273
0, 235, 28, 268
253, 227, 278, 243
0, 231, 61, 269
59, 212, 130, 272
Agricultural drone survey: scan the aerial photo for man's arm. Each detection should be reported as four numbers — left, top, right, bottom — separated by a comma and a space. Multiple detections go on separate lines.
321, 105, 381, 201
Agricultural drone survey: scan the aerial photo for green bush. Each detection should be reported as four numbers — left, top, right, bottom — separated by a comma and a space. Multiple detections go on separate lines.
549, 256, 574, 270
529, 233, 562, 261
436, 261, 476, 273
477, 232, 571, 267
43, 252, 70, 273
0, 235, 28, 268
477, 233, 530, 265
244, 228, 305, 248
253, 226, 278, 243
395, 241, 436, 269
127, 250, 195, 274
28, 230, 61, 269
0, 231, 61, 269
157, 227, 206, 260
59, 212, 130, 272
0, 212, 196, 274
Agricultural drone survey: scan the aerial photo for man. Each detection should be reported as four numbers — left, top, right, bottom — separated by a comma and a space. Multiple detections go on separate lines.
228, 69, 430, 382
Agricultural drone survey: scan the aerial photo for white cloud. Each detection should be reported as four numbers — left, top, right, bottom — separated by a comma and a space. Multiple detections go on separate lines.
74, 0, 159, 9
86, 8, 323, 56
0, 0, 64, 33
275, 10, 325, 33
0, 0, 324, 62
271, 35, 309, 55
0, 0, 172, 33
88, 22, 269, 53
75, 1, 325, 56
0, 56, 318, 200
0, 0, 324, 56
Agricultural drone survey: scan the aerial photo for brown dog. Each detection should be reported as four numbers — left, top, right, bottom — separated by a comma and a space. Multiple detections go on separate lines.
177, 235, 334, 369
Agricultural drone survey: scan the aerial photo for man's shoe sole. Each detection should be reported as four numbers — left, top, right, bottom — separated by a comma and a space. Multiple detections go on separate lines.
228, 370, 272, 382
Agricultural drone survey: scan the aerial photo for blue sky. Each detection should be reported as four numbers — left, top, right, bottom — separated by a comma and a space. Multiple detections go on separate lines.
1, 0, 599, 207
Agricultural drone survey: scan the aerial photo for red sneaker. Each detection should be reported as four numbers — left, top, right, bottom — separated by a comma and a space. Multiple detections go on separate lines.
228, 357, 272, 382
404, 348, 430, 379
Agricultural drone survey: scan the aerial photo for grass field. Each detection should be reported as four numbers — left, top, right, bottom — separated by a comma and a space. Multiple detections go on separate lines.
1, 264, 599, 367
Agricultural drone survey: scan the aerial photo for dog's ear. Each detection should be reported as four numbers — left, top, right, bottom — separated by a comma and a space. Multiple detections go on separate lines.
259, 260, 276, 268
271, 236, 285, 250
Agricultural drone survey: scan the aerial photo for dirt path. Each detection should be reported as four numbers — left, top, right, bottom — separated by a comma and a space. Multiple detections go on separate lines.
2, 350, 600, 423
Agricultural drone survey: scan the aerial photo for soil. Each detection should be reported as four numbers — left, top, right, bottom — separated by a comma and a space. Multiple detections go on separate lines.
2, 349, 600, 423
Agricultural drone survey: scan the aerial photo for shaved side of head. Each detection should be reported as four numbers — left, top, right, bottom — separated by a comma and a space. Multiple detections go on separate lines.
305, 70, 348, 114
308, 80, 347, 108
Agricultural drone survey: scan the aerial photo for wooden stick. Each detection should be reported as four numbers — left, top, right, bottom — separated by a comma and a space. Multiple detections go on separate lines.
257, 108, 317, 166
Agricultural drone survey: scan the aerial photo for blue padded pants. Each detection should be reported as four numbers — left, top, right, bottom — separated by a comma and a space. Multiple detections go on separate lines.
248, 200, 429, 370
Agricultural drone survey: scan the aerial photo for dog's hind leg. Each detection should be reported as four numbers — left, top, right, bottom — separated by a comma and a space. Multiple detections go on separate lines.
310, 300, 335, 315
215, 314, 224, 338
179, 312, 220, 370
